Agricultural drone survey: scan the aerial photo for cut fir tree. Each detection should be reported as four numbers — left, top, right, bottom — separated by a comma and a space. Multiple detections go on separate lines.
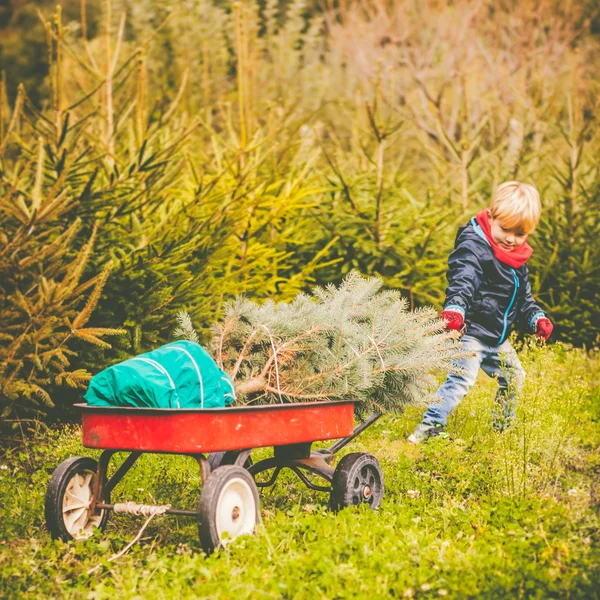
176, 272, 461, 414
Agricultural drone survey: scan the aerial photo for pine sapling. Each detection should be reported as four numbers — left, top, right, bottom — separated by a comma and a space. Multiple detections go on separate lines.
177, 272, 461, 414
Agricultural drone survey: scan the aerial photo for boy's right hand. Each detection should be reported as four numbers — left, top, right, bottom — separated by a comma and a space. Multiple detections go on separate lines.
440, 310, 465, 332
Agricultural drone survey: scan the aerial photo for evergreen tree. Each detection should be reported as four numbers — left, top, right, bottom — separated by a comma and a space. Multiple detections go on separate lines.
0, 180, 124, 422
177, 272, 460, 414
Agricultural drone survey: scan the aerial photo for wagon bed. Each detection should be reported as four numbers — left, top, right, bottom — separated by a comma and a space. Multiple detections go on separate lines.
79, 401, 355, 453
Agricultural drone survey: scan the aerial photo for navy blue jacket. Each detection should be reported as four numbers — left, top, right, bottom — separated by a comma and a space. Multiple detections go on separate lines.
444, 218, 546, 345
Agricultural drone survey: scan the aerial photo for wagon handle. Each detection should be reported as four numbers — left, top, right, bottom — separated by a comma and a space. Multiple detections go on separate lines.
325, 412, 381, 456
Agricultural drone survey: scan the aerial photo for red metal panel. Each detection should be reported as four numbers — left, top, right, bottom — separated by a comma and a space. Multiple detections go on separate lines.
79, 402, 355, 453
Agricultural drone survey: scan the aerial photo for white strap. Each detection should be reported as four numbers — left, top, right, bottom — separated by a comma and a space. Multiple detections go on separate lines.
221, 375, 236, 401
131, 357, 180, 408
169, 346, 204, 408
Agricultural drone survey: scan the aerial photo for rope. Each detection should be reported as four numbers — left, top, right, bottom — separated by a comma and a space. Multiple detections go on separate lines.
368, 335, 386, 370
113, 501, 171, 516
260, 324, 282, 402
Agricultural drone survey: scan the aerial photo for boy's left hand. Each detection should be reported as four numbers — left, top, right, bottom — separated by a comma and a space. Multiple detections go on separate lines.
440, 309, 464, 332
535, 317, 553, 341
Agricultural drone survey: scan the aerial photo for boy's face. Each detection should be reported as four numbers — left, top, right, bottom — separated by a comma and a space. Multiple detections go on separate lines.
488, 210, 528, 251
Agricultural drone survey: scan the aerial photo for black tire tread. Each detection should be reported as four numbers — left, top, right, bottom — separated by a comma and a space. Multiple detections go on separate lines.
208, 451, 253, 471
45, 456, 108, 541
330, 452, 384, 511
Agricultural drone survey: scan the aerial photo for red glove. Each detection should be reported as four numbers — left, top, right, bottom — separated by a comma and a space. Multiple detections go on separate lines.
441, 309, 464, 332
535, 317, 553, 341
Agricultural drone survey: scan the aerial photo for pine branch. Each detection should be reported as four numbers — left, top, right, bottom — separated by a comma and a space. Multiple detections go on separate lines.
206, 271, 461, 413
71, 265, 111, 330
71, 330, 113, 348
55, 222, 98, 302
174, 311, 200, 344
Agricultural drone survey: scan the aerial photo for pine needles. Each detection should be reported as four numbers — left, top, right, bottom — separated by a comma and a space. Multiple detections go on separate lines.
0, 217, 124, 420
177, 272, 461, 414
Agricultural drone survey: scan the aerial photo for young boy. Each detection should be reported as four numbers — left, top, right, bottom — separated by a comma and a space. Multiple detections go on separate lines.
408, 181, 553, 443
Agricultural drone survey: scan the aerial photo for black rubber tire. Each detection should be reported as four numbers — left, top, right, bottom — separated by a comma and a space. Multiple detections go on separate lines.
329, 452, 384, 511
45, 456, 109, 541
208, 451, 253, 471
198, 465, 260, 554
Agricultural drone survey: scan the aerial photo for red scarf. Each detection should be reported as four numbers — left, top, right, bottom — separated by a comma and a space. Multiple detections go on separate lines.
475, 210, 533, 268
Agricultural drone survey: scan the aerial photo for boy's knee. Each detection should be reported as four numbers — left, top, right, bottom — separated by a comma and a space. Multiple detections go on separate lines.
500, 364, 525, 393
510, 357, 526, 389
516, 366, 526, 389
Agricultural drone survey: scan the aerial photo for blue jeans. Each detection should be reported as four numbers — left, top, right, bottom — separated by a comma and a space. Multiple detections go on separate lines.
422, 335, 525, 430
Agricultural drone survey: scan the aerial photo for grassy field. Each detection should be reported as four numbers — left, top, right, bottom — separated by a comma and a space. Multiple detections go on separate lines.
1, 342, 599, 599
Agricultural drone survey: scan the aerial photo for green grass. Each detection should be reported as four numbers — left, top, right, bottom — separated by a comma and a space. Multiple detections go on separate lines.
1, 343, 599, 599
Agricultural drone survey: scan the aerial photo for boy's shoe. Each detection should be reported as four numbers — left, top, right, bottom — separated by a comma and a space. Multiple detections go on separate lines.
408, 423, 447, 444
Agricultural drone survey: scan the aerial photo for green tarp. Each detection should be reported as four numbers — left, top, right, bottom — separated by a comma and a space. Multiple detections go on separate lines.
84, 341, 235, 409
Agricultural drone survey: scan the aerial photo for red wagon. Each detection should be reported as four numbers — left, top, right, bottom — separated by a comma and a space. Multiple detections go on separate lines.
45, 401, 383, 553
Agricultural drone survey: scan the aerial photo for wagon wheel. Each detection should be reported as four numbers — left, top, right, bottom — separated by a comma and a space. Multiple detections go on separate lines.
198, 466, 260, 554
45, 457, 109, 541
208, 451, 253, 472
329, 452, 384, 511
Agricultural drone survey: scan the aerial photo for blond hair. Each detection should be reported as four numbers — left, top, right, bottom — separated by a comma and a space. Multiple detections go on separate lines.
490, 181, 541, 233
